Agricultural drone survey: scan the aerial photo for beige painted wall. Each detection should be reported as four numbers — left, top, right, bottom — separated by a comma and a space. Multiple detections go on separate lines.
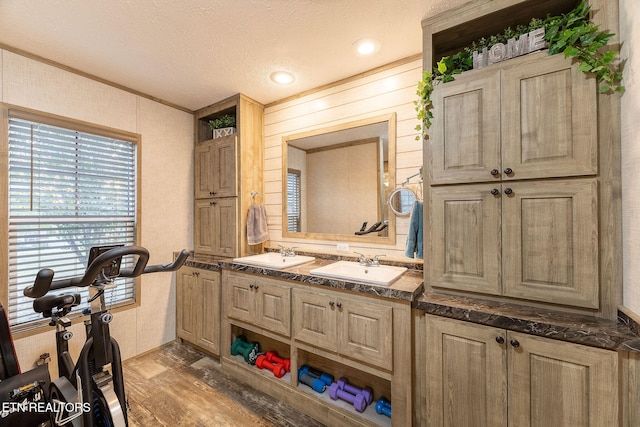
0, 49, 194, 371
264, 59, 423, 258
620, 0, 640, 315
306, 142, 378, 235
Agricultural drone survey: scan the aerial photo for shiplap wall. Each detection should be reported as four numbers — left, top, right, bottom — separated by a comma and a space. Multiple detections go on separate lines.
263, 58, 423, 259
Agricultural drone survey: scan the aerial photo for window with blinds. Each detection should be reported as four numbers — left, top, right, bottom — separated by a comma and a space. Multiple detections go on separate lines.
287, 169, 301, 232
7, 115, 138, 329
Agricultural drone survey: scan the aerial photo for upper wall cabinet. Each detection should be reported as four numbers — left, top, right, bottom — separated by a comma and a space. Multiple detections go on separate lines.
194, 94, 264, 257
431, 52, 597, 185
422, 0, 621, 318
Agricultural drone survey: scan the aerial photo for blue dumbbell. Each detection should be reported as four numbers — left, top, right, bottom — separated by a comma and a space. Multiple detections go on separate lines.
299, 365, 333, 386
298, 369, 327, 393
375, 397, 391, 418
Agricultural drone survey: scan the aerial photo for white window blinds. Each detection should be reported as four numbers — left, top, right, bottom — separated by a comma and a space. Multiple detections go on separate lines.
287, 169, 301, 232
8, 116, 138, 328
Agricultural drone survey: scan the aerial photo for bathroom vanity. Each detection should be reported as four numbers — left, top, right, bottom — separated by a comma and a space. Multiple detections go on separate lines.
177, 252, 423, 427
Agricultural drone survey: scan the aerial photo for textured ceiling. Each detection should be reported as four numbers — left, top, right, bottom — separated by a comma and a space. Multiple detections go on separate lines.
0, 0, 464, 111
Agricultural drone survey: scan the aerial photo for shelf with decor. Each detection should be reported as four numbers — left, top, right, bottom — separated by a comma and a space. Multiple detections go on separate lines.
193, 94, 264, 257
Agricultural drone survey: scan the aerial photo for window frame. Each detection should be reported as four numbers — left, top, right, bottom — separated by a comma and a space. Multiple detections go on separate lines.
0, 104, 142, 336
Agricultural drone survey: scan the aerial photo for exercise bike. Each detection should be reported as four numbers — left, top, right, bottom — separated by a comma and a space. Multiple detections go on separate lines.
23, 245, 189, 427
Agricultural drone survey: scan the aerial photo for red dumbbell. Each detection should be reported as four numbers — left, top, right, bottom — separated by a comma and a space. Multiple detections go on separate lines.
255, 354, 286, 378
264, 351, 291, 372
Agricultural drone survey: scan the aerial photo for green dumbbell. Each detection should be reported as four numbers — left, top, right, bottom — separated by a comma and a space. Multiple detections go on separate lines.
230, 335, 260, 365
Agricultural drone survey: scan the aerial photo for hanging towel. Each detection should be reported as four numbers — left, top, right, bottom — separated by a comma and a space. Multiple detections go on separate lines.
247, 204, 269, 245
405, 200, 423, 259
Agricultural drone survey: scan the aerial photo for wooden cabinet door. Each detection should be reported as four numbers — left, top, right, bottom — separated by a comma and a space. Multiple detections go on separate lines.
507, 332, 618, 427
255, 279, 291, 337
176, 267, 198, 343
195, 142, 214, 199
210, 197, 237, 257
292, 288, 338, 352
430, 184, 502, 295
430, 67, 501, 184
338, 296, 393, 370
425, 315, 507, 427
194, 198, 237, 257
502, 179, 599, 308
194, 199, 215, 254
502, 53, 597, 181
210, 135, 237, 197
224, 273, 255, 325
194, 136, 237, 199
196, 270, 221, 355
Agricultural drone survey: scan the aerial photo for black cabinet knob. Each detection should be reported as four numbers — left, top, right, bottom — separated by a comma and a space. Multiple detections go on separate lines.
491, 188, 500, 196
210, 191, 217, 196
495, 336, 505, 344
249, 283, 254, 289
254, 285, 259, 290
336, 302, 342, 308
510, 339, 520, 348
490, 169, 500, 176
504, 188, 513, 195
504, 168, 513, 175
329, 301, 335, 307
210, 201, 217, 205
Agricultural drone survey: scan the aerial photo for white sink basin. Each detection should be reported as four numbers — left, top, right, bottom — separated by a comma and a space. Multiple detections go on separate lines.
233, 253, 316, 270
310, 261, 407, 286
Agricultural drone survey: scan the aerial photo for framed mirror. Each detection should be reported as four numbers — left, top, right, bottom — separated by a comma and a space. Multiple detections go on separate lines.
282, 114, 396, 244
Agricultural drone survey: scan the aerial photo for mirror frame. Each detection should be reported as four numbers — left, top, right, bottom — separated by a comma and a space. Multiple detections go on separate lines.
282, 113, 396, 244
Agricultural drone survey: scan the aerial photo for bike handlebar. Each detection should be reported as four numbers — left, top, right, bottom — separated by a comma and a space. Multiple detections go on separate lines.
24, 247, 190, 299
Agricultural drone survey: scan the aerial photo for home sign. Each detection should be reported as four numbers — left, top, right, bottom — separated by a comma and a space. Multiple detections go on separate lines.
473, 27, 547, 69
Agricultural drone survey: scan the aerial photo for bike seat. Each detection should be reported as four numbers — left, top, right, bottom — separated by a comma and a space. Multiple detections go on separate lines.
33, 294, 81, 315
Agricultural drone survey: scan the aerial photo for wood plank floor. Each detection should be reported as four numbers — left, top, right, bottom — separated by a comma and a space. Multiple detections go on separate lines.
123, 341, 326, 427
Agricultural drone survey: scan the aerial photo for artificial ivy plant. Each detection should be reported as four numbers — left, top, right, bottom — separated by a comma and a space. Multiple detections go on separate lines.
415, 0, 624, 141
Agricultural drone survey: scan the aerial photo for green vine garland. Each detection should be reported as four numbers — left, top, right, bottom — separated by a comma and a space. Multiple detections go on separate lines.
415, 0, 624, 141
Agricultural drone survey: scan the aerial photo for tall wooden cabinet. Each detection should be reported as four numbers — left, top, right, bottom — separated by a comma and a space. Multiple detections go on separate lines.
422, 0, 621, 318
194, 94, 264, 257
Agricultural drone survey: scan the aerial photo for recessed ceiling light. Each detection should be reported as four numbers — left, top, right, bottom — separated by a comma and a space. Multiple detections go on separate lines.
353, 38, 380, 56
270, 71, 295, 85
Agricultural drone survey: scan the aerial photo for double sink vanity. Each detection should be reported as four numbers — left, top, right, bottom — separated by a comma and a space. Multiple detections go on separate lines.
177, 249, 422, 427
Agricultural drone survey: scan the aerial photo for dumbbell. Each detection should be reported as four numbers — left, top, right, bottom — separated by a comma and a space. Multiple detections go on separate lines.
375, 397, 391, 418
255, 354, 286, 378
299, 365, 333, 386
264, 351, 291, 372
328, 382, 367, 412
298, 369, 328, 393
337, 377, 373, 405
230, 336, 261, 365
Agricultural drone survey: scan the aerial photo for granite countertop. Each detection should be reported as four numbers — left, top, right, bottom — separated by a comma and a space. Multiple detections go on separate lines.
183, 253, 424, 302
415, 291, 640, 352
180, 251, 640, 352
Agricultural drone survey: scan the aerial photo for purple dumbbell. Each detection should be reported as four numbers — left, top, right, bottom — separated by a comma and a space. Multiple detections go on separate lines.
337, 377, 373, 405
329, 383, 367, 412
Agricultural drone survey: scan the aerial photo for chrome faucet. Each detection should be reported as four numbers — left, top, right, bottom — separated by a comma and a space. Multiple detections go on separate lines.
278, 245, 298, 257
354, 252, 386, 267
